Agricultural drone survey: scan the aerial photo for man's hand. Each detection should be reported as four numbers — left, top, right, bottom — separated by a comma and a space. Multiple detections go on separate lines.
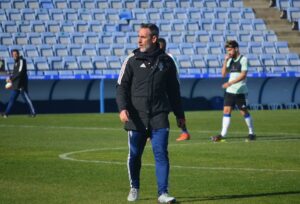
176, 118, 186, 129
222, 81, 232, 89
119, 109, 129, 123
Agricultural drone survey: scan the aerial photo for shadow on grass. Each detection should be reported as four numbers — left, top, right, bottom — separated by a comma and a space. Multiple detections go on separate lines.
175, 191, 300, 203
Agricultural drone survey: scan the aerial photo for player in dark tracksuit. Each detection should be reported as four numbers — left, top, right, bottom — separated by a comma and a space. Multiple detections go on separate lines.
2, 49, 35, 117
116, 24, 186, 203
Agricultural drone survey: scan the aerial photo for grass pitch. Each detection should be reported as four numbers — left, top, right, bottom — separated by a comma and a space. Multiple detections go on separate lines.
0, 110, 299, 204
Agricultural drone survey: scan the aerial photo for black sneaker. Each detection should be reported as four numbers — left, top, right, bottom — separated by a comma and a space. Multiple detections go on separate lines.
211, 135, 225, 142
248, 134, 256, 141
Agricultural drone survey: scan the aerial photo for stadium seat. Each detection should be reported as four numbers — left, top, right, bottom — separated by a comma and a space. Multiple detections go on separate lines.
204, 55, 221, 68
132, 8, 148, 20
106, 8, 120, 21
252, 19, 267, 31
165, 0, 177, 8
219, 0, 231, 7
75, 21, 89, 32
2, 21, 18, 33
68, 44, 82, 56
49, 9, 64, 21
180, 43, 194, 55
110, 0, 123, 9
26, 33, 42, 46
182, 32, 195, 43
102, 22, 118, 32
106, 56, 121, 69
194, 42, 208, 55
210, 30, 225, 42
238, 30, 252, 42
123, 0, 135, 8
228, 8, 242, 19
287, 8, 300, 22
186, 19, 200, 31
23, 45, 39, 57
53, 0, 68, 9
262, 42, 277, 54
77, 56, 93, 69
57, 32, 71, 45
202, 8, 215, 19
188, 8, 201, 19
242, 8, 255, 19
114, 32, 127, 44
190, 0, 204, 8
147, 8, 161, 21
13, 33, 28, 45
53, 44, 69, 57
124, 44, 136, 55
119, 9, 133, 20
82, 44, 97, 56
157, 20, 172, 32
239, 19, 253, 31
42, 32, 57, 45
227, 19, 240, 31
191, 55, 206, 68
95, 0, 109, 9
38, 44, 54, 57
88, 21, 102, 33
97, 44, 111, 56
251, 31, 265, 42
6, 9, 22, 21
60, 21, 74, 33
22, 8, 36, 21
273, 54, 289, 66
92, 56, 107, 69
260, 54, 275, 72
231, 0, 243, 7
35, 9, 50, 21
25, 58, 35, 71
215, 8, 228, 19
203, 0, 218, 8
64, 9, 78, 21
48, 56, 63, 70
0, 0, 11, 9
0, 45, 10, 58
71, 32, 85, 44
34, 57, 50, 70
175, 55, 193, 69
85, 32, 100, 44
248, 42, 263, 54
173, 19, 187, 32
17, 21, 31, 33
26, 0, 40, 9
111, 44, 125, 56
159, 8, 173, 20
40, 0, 54, 9
126, 32, 138, 44
178, 0, 191, 8
286, 53, 300, 66
224, 30, 238, 41
174, 8, 188, 20
68, 0, 81, 9
82, 0, 94, 9
64, 56, 78, 69
167, 43, 181, 56
200, 19, 213, 31
207, 42, 224, 55
246, 54, 262, 69
5, 58, 15, 71
31, 20, 46, 33
275, 41, 290, 54
46, 21, 60, 33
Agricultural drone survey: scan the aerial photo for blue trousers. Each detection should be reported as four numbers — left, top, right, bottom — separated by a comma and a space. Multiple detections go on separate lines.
127, 128, 170, 195
5, 89, 35, 115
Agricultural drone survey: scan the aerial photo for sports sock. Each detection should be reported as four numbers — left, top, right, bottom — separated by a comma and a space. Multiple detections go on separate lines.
244, 113, 254, 134
221, 114, 231, 137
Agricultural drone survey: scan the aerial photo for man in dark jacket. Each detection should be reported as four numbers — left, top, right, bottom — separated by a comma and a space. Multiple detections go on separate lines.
116, 23, 186, 203
2, 49, 35, 118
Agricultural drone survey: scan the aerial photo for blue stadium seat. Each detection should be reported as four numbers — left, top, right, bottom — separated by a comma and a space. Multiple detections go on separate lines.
56, 32, 71, 44
151, 0, 164, 8
273, 54, 289, 66
26, 0, 40, 9
260, 54, 275, 72
103, 22, 118, 32
38, 44, 54, 57
224, 30, 238, 41
97, 44, 111, 56
77, 56, 93, 69
100, 32, 113, 44
167, 43, 181, 56
175, 55, 193, 69
25, 57, 35, 71
75, 21, 89, 32
35, 9, 50, 21
68, 44, 82, 56
68, 0, 81, 9
114, 32, 127, 44
92, 56, 107, 69
106, 56, 121, 69
165, 0, 177, 8
126, 32, 138, 44
231, 0, 243, 7
82, 0, 94, 9
242, 8, 255, 19
174, 8, 188, 20
246, 54, 262, 70
226, 19, 240, 31
48, 56, 63, 70
111, 44, 125, 56
237, 42, 248, 54
60, 21, 74, 33
53, 44, 69, 57
119, 9, 133, 21
201, 8, 215, 19
2, 21, 18, 33
5, 58, 15, 72
291, 0, 300, 7
0, 0, 11, 9
27, 29, 40, 41
204, 55, 221, 68
208, 42, 224, 55
287, 7, 300, 22
42, 32, 57, 45
262, 42, 277, 54
180, 43, 194, 55
238, 30, 251, 42
251, 30, 264, 42
286, 53, 300, 66
191, 55, 206, 68
22, 8, 36, 21
110, 0, 123, 9
275, 41, 290, 54
0, 45, 10, 58
0, 10, 7, 22
252, 19, 267, 31
64, 56, 78, 69
82, 44, 97, 56
248, 42, 263, 54
203, 0, 218, 8
185, 19, 200, 31
18, 21, 31, 33
13, 33, 28, 45
182, 32, 195, 43
157, 20, 172, 32
40, 0, 54, 9
194, 42, 208, 55
49, 9, 64, 21
53, 0, 68, 9
64, 9, 78, 21
200, 19, 213, 31
190, 0, 204, 8
31, 20, 46, 33
178, 0, 191, 8
228, 8, 242, 19
6, 9, 22, 21
147, 8, 161, 21
106, 8, 120, 21
173, 19, 187, 32
123, 0, 136, 9
132, 8, 148, 20
85, 32, 100, 44
159, 8, 173, 20
34, 57, 49, 70
215, 7, 228, 19
219, 0, 231, 7
94, 0, 109, 9
188, 8, 201, 19
71, 32, 85, 44
23, 45, 39, 57
210, 30, 224, 42
124, 44, 136, 55
88, 21, 102, 32
239, 19, 253, 31
46, 21, 60, 33
58, 70, 73, 75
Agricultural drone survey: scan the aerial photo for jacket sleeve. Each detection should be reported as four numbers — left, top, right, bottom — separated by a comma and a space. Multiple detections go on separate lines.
116, 55, 133, 112
166, 58, 185, 119
11, 58, 26, 82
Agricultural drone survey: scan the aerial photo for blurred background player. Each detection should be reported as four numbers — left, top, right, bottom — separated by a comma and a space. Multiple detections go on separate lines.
211, 40, 256, 142
158, 38, 191, 142
2, 49, 36, 118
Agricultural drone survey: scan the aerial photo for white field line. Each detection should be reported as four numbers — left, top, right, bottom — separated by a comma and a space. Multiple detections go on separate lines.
59, 147, 300, 173
1, 124, 300, 136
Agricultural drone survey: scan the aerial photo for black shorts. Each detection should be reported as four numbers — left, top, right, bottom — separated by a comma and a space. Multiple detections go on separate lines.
224, 92, 248, 110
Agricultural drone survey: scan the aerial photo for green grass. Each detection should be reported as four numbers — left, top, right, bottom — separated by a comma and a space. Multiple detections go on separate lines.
0, 110, 300, 204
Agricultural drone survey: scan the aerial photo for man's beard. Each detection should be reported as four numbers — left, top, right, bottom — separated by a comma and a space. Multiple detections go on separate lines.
140, 44, 151, 52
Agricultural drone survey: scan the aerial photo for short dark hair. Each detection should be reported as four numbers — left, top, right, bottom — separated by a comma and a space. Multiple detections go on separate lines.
140, 23, 159, 37
11, 49, 20, 55
225, 40, 239, 48
158, 38, 166, 51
